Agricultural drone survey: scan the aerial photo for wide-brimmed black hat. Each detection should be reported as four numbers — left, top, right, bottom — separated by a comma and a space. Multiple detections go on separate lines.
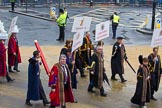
117, 36, 124, 40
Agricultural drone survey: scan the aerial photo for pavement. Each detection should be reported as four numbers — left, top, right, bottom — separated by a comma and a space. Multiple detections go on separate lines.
0, 5, 162, 108
1, 46, 162, 108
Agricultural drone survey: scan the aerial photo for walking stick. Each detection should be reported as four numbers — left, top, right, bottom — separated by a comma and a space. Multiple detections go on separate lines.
125, 59, 136, 73
103, 72, 111, 88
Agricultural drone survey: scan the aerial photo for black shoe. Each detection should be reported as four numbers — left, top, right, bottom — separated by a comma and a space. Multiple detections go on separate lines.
74, 100, 78, 103
14, 69, 20, 72
112, 37, 115, 39
61, 106, 66, 108
26, 101, 32, 106
151, 96, 157, 101
49, 105, 55, 108
9, 70, 14, 73
100, 93, 107, 97
60, 39, 64, 42
81, 74, 87, 78
88, 89, 95, 93
121, 79, 127, 83
7, 79, 15, 83
56, 39, 61, 41
43, 101, 50, 106
111, 77, 118, 81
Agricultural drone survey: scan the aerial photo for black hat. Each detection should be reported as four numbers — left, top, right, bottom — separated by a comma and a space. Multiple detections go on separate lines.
138, 55, 143, 64
114, 12, 117, 15
117, 37, 124, 40
59, 9, 64, 13
67, 48, 72, 52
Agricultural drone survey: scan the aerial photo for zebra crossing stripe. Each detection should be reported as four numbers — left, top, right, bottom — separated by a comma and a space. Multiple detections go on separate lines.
70, 8, 155, 28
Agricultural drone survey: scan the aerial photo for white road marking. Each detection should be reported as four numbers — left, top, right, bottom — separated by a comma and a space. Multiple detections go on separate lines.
70, 8, 160, 28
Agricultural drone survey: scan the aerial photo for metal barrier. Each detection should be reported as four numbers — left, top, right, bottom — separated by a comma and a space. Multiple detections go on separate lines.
0, 0, 162, 7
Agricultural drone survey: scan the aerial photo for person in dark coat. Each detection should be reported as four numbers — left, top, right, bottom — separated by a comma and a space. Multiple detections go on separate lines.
8, 26, 21, 72
26, 50, 49, 106
66, 48, 78, 89
90, 0, 93, 8
148, 47, 162, 100
60, 40, 73, 56
10, 0, 15, 11
111, 37, 127, 83
88, 46, 107, 97
75, 48, 87, 78
131, 57, 151, 108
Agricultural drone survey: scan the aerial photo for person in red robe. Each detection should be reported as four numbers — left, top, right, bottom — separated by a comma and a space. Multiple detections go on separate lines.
49, 54, 75, 108
0, 39, 7, 77
8, 26, 21, 72
0, 37, 15, 82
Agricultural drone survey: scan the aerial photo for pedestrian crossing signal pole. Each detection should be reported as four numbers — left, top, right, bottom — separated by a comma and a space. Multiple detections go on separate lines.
151, 1, 156, 30
25, 0, 28, 13
58, 0, 61, 16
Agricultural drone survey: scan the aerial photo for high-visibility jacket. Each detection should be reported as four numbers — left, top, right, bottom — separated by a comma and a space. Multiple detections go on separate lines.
10, 0, 16, 2
56, 13, 66, 27
113, 15, 120, 23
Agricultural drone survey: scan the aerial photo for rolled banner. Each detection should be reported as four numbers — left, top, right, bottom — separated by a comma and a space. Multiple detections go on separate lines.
34, 40, 50, 75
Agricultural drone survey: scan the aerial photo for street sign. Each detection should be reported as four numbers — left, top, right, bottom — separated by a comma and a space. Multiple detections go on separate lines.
72, 31, 84, 52
71, 17, 92, 32
95, 21, 110, 41
155, 18, 161, 29
151, 28, 162, 47
8, 16, 18, 35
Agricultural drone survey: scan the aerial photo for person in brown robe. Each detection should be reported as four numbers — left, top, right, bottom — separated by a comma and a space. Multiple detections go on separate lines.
88, 46, 107, 97
131, 57, 151, 108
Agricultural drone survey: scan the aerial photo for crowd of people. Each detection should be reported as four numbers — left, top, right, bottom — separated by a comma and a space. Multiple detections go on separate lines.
0, 23, 20, 83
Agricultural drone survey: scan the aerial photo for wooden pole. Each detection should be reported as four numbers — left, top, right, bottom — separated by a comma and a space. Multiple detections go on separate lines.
71, 50, 76, 73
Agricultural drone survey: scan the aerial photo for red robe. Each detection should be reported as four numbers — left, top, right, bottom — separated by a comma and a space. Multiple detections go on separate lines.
49, 63, 74, 106
0, 42, 7, 76
8, 35, 21, 66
